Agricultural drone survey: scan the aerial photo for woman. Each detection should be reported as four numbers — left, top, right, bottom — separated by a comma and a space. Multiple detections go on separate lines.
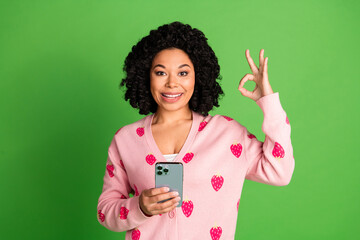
97, 21, 295, 240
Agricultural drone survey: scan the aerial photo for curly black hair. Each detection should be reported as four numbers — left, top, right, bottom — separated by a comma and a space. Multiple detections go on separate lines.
119, 21, 224, 117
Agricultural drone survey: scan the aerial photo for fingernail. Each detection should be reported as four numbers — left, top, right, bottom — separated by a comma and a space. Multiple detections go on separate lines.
164, 187, 169, 191
172, 191, 179, 196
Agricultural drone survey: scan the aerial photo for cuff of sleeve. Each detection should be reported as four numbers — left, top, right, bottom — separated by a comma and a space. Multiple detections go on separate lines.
132, 195, 153, 222
255, 92, 285, 119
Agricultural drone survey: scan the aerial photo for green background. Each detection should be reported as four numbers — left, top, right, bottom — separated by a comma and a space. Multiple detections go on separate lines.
1, 0, 358, 239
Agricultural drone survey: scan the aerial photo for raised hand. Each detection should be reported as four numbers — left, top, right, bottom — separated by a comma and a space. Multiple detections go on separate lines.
238, 49, 274, 101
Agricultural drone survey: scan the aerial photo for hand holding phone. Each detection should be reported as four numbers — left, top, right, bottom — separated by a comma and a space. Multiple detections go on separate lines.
139, 186, 180, 216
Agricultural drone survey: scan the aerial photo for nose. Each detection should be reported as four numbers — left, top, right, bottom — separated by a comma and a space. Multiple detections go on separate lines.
166, 73, 178, 88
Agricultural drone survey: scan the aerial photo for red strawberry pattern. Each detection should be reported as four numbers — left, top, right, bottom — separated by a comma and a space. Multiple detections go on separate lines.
119, 206, 129, 219
181, 198, 194, 217
198, 121, 208, 131
211, 174, 224, 191
222, 115, 233, 121
120, 159, 125, 169
183, 152, 194, 163
146, 153, 156, 165
106, 163, 114, 177
134, 184, 139, 196
132, 228, 141, 240
272, 142, 285, 160
136, 127, 144, 137
210, 225, 222, 240
247, 132, 256, 139
98, 209, 105, 222
230, 142, 242, 158
96, 101, 293, 237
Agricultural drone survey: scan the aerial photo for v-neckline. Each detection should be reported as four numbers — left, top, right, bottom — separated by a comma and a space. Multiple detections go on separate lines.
144, 110, 203, 163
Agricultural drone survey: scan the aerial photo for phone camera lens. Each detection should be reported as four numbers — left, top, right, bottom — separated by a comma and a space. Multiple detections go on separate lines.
164, 168, 168, 173
157, 166, 163, 170
157, 171, 162, 175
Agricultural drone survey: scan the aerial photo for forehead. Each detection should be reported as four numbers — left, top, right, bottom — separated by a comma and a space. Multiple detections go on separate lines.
152, 48, 193, 65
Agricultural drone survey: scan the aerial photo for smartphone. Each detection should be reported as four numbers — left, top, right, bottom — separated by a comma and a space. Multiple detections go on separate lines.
155, 162, 183, 207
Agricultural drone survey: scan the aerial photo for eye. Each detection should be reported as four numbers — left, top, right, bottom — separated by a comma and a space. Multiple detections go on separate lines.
179, 71, 188, 76
155, 71, 165, 76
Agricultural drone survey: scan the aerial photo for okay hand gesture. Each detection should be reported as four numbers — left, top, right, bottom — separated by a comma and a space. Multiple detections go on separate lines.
238, 49, 274, 101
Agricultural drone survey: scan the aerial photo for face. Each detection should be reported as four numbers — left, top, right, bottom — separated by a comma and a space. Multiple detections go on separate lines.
150, 48, 195, 113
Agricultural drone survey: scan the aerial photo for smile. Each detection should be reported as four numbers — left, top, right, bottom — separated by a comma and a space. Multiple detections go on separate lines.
161, 93, 183, 98
161, 93, 183, 102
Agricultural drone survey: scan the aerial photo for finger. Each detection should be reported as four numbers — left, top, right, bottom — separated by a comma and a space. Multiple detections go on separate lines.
153, 202, 178, 215
148, 195, 179, 214
153, 199, 179, 215
157, 196, 180, 210
263, 57, 268, 75
238, 74, 255, 98
238, 73, 254, 90
152, 191, 179, 204
245, 49, 258, 74
259, 49, 265, 73
239, 87, 252, 98
142, 194, 177, 214
146, 187, 169, 197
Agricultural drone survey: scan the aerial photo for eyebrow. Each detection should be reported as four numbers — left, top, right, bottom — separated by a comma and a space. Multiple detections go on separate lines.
152, 64, 191, 70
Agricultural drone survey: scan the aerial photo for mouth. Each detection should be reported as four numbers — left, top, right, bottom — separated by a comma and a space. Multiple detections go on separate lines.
160, 93, 183, 102
161, 93, 183, 98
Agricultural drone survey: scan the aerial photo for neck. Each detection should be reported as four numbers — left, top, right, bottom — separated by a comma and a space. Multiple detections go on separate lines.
152, 107, 192, 125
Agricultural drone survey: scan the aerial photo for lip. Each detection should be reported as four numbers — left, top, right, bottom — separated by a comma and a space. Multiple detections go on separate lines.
162, 92, 183, 95
161, 93, 183, 103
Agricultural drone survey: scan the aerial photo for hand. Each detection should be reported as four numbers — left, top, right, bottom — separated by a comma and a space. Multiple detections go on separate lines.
139, 187, 180, 216
238, 49, 274, 101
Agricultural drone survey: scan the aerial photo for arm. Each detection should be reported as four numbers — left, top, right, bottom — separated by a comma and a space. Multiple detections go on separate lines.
244, 92, 295, 186
97, 134, 152, 232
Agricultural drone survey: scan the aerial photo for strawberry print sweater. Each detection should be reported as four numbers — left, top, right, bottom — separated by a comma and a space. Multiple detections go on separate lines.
97, 92, 295, 240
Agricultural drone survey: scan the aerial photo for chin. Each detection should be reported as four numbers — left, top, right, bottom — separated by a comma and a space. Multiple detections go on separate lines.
158, 103, 190, 112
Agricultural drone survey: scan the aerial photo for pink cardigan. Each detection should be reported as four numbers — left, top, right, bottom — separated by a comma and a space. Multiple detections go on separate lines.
97, 92, 295, 240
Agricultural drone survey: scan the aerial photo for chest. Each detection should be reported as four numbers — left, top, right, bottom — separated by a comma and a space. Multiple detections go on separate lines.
151, 121, 192, 155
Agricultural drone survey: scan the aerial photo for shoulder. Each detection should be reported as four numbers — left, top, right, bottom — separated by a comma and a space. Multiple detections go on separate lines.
216, 114, 257, 139
199, 113, 246, 133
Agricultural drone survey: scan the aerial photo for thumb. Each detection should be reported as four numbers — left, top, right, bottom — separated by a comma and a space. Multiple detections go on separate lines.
239, 87, 250, 97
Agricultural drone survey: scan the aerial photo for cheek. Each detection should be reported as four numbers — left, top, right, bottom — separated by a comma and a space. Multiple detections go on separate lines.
149, 82, 158, 99
186, 77, 195, 90
150, 79, 160, 92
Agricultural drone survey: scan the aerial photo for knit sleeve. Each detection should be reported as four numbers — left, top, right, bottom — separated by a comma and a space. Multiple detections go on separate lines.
244, 92, 295, 186
97, 133, 152, 232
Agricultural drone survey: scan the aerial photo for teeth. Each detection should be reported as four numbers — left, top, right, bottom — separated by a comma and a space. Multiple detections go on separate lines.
162, 93, 182, 98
